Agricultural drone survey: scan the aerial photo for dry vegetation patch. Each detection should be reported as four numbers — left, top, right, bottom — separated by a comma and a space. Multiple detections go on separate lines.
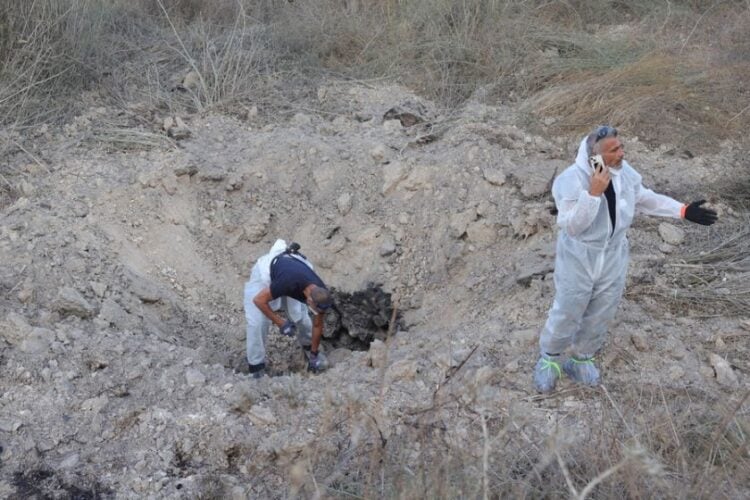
3, 1, 750, 150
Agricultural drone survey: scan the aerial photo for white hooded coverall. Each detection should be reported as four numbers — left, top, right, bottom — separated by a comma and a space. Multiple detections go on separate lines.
539, 137, 684, 357
243, 239, 313, 365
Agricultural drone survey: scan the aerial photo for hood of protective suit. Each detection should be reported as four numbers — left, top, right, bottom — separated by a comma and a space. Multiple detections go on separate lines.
255, 239, 288, 283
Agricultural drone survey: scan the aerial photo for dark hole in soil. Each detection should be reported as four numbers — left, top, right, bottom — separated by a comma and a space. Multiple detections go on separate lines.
231, 283, 401, 374
323, 283, 401, 351
12, 468, 111, 499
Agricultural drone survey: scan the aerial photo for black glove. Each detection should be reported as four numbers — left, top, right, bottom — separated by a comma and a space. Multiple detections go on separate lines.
684, 200, 717, 226
280, 320, 296, 337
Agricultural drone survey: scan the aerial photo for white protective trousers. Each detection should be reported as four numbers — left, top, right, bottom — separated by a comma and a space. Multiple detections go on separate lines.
540, 137, 684, 357
243, 239, 313, 365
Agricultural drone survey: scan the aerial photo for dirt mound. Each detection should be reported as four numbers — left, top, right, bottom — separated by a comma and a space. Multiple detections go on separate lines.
325, 284, 399, 350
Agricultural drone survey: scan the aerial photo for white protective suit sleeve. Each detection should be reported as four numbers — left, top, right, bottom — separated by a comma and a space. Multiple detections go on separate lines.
556, 189, 602, 237
635, 184, 683, 218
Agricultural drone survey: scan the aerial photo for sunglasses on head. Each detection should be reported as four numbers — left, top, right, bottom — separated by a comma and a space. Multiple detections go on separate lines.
595, 125, 617, 142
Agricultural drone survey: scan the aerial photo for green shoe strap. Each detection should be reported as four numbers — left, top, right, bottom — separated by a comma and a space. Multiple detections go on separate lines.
570, 357, 595, 365
541, 358, 562, 378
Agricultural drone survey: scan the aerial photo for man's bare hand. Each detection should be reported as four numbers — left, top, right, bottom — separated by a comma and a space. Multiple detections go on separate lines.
589, 165, 610, 197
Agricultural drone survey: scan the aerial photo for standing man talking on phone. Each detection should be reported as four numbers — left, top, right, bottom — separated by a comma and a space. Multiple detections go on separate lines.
533, 125, 718, 393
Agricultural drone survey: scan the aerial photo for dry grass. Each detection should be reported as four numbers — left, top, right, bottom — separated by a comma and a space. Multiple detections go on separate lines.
634, 217, 750, 317
2, 1, 750, 151
293, 376, 749, 499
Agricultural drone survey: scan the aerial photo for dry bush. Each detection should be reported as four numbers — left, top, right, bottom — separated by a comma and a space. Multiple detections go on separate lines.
633, 217, 750, 317
525, 2, 750, 150
3, 0, 750, 151
299, 380, 749, 498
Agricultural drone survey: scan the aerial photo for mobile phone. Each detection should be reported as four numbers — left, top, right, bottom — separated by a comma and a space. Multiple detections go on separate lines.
588, 154, 604, 173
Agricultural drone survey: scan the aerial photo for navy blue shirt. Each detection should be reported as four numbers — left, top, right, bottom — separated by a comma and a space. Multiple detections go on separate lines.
270, 255, 327, 302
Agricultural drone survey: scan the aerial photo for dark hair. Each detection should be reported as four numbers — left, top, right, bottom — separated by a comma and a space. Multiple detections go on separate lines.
311, 286, 333, 309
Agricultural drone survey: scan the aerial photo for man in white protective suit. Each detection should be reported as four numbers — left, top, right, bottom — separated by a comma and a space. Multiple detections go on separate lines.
534, 125, 718, 393
243, 240, 333, 378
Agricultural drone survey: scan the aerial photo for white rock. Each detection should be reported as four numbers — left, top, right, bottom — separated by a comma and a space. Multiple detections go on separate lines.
0, 420, 22, 432
245, 212, 271, 243
59, 453, 80, 469
511, 328, 537, 347
19, 327, 54, 354
382, 161, 408, 195
337, 193, 352, 215
630, 331, 649, 352
370, 144, 388, 163
466, 220, 498, 246
448, 209, 477, 239
367, 339, 387, 368
658, 223, 685, 246
379, 236, 397, 257
162, 116, 175, 131
185, 368, 206, 386
709, 353, 739, 387
386, 359, 418, 382
481, 166, 507, 186
54, 287, 96, 318
505, 359, 519, 373
668, 365, 685, 381
1, 312, 32, 344
383, 119, 402, 132
659, 243, 675, 254
81, 395, 109, 413
292, 113, 312, 126
248, 404, 275, 426
90, 281, 107, 298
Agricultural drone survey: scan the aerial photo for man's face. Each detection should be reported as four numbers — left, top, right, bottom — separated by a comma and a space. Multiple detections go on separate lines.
600, 137, 624, 168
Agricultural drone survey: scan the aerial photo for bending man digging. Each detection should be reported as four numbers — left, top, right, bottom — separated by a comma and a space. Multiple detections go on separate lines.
244, 240, 333, 378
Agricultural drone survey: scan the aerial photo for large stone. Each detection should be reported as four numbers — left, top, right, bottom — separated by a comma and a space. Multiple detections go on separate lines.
481, 166, 507, 186
18, 327, 54, 354
54, 287, 96, 318
449, 209, 477, 239
511, 328, 538, 347
382, 161, 409, 195
367, 339, 387, 368
466, 220, 498, 246
658, 223, 685, 246
386, 359, 418, 382
402, 167, 434, 192
185, 368, 206, 386
245, 213, 271, 243
59, 453, 80, 469
1, 312, 32, 344
248, 404, 275, 426
709, 353, 739, 387
379, 235, 397, 257
81, 395, 109, 413
126, 269, 166, 303
370, 144, 388, 163
630, 331, 650, 352
98, 299, 131, 329
0, 420, 22, 433
337, 193, 352, 215
515, 260, 554, 286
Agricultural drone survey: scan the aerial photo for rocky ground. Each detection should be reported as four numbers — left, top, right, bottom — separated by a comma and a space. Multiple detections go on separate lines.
1, 82, 748, 498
